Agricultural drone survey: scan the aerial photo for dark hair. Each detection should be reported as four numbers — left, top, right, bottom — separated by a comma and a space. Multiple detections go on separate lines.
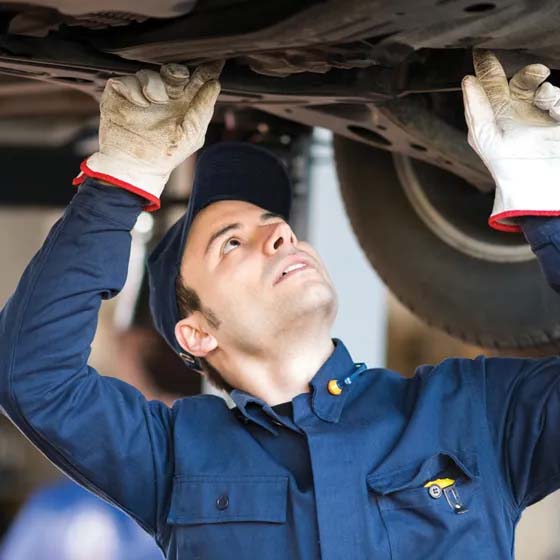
174, 275, 234, 393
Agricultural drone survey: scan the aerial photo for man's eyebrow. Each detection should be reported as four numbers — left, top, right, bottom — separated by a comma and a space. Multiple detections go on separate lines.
204, 211, 285, 256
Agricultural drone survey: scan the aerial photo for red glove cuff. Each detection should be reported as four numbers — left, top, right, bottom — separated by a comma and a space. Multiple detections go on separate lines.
72, 159, 161, 212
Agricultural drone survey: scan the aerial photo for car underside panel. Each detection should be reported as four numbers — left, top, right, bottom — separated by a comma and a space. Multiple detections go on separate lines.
1, 0, 198, 26
0, 0, 558, 191
78, 0, 560, 72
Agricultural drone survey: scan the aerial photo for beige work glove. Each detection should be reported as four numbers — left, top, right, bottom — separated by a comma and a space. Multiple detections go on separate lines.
73, 61, 223, 211
462, 50, 560, 232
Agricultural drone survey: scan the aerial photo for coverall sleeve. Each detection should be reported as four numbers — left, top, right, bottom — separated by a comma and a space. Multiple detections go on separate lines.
0, 179, 174, 540
480, 216, 560, 511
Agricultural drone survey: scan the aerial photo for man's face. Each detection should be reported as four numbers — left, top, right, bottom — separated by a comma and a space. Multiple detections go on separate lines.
178, 199, 337, 357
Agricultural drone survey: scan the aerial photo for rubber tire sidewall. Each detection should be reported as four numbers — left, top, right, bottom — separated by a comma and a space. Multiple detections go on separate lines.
334, 135, 560, 351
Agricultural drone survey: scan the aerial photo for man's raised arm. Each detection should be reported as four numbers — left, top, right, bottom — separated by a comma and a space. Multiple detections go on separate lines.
0, 62, 221, 546
460, 50, 560, 514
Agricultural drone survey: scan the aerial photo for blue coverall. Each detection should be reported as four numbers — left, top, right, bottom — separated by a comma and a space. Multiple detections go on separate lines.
1, 179, 560, 559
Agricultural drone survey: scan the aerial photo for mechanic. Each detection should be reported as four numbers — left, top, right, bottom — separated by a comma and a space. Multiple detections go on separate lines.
2, 49, 560, 559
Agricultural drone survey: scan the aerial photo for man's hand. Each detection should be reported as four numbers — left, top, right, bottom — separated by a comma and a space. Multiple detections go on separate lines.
73, 61, 223, 211
462, 50, 560, 232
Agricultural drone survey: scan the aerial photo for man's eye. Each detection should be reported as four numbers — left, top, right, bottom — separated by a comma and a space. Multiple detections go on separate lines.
222, 237, 241, 255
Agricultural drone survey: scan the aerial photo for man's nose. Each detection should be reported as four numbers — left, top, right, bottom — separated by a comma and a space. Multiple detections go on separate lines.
263, 222, 296, 255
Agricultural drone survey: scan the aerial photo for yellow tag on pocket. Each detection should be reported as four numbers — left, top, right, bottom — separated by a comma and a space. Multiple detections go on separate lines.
423, 478, 455, 489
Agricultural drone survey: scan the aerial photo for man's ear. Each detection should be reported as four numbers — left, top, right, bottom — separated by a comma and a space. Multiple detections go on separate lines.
174, 313, 218, 358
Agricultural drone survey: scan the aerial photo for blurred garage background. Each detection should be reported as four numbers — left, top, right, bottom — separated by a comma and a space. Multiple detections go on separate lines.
0, 121, 558, 558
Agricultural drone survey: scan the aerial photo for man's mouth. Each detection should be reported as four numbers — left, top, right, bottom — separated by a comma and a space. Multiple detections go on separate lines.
274, 262, 313, 285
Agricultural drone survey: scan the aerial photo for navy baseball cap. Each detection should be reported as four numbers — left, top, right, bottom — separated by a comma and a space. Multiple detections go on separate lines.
147, 141, 292, 372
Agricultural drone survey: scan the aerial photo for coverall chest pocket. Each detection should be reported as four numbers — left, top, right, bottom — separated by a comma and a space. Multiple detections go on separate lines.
367, 451, 490, 560
166, 475, 289, 560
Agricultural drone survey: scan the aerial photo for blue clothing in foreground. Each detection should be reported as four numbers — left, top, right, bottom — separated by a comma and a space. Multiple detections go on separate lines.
2, 180, 560, 559
0, 479, 162, 560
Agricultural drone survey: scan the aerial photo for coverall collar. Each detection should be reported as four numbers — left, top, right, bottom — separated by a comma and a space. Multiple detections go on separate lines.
231, 338, 363, 432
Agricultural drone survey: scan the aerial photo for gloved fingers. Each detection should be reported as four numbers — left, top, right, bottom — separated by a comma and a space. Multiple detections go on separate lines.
473, 49, 512, 121
137, 69, 170, 104
160, 63, 190, 99
107, 75, 150, 108
549, 101, 560, 122
182, 80, 221, 138
534, 81, 560, 110
461, 74, 498, 137
534, 81, 560, 122
182, 60, 225, 104
509, 63, 550, 101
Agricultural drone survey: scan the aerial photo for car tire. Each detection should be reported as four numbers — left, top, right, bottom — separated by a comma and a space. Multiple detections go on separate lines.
333, 135, 560, 352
